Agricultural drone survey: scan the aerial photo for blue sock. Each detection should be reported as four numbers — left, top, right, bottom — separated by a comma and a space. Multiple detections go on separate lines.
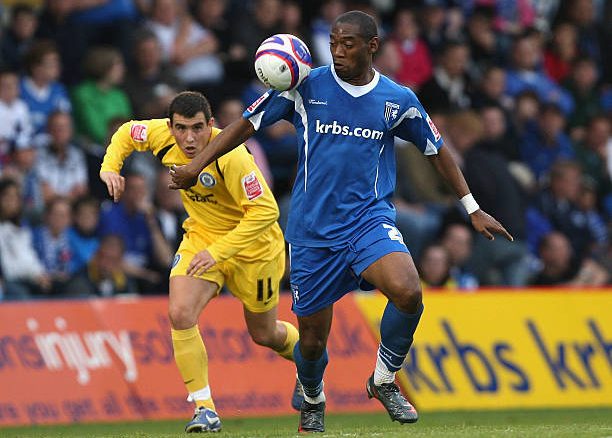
378, 302, 423, 372
293, 341, 328, 397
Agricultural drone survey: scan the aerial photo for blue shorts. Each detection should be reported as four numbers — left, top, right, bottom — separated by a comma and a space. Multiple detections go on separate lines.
289, 220, 409, 316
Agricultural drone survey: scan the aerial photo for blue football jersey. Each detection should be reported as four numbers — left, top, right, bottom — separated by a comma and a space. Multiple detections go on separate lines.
243, 66, 444, 246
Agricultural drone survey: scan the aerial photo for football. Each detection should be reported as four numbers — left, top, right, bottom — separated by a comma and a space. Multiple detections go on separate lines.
254, 34, 312, 91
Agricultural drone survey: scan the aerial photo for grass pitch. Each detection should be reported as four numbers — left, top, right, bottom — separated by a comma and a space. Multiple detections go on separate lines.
1, 408, 611, 437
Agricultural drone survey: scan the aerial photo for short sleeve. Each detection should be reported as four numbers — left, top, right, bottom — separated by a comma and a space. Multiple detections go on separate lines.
242, 90, 296, 131
391, 90, 444, 155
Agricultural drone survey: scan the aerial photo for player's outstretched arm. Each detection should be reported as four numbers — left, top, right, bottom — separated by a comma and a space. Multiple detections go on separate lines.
169, 118, 256, 189
100, 171, 125, 203
427, 147, 513, 242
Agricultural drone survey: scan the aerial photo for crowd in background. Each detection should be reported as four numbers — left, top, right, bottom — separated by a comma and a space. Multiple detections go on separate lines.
0, 0, 610, 301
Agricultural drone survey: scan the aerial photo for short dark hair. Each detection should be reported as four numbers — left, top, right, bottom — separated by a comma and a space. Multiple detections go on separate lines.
168, 91, 212, 123
23, 40, 58, 75
334, 10, 378, 42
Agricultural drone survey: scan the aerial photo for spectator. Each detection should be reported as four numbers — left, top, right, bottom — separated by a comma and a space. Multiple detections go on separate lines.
65, 234, 137, 297
373, 38, 402, 80
152, 171, 183, 250
543, 22, 578, 83
504, 33, 574, 115
418, 244, 456, 289
8, 142, 44, 222
145, 0, 224, 90
520, 102, 575, 181
0, 69, 33, 165
71, 46, 132, 145
98, 172, 173, 293
471, 65, 512, 110
20, 40, 72, 134
123, 29, 184, 119
562, 56, 602, 142
310, 0, 346, 67
0, 178, 49, 300
466, 5, 504, 73
33, 111, 88, 202
418, 40, 472, 113
67, 196, 101, 274
447, 111, 530, 286
390, 8, 432, 90
529, 160, 607, 261
0, 4, 38, 71
440, 223, 479, 290
31, 196, 73, 295
575, 115, 611, 201
530, 231, 609, 286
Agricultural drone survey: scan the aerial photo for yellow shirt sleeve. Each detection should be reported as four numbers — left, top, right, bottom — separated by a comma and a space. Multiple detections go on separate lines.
206, 147, 280, 262
100, 119, 172, 173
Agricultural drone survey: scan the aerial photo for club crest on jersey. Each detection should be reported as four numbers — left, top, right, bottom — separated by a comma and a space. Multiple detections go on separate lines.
384, 101, 400, 123
172, 253, 181, 268
130, 123, 147, 142
246, 91, 270, 113
242, 171, 263, 200
426, 114, 441, 141
199, 172, 216, 188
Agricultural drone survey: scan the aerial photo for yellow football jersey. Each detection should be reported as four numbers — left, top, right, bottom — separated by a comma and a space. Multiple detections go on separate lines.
101, 119, 284, 263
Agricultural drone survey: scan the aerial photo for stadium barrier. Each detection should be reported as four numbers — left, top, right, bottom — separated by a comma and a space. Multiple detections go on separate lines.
355, 288, 612, 411
0, 295, 380, 426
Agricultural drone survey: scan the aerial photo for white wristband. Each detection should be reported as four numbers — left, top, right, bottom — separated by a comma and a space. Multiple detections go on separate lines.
460, 193, 480, 214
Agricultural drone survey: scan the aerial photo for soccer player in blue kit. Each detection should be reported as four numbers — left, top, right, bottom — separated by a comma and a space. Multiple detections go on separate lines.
170, 10, 513, 433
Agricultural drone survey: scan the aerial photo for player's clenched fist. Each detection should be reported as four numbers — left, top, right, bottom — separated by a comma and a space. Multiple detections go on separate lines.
100, 171, 125, 203
187, 250, 217, 276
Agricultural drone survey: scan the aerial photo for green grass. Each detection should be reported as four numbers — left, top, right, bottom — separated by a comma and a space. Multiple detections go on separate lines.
1, 408, 611, 437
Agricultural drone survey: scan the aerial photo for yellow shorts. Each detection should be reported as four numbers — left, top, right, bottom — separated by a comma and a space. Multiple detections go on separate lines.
170, 232, 285, 313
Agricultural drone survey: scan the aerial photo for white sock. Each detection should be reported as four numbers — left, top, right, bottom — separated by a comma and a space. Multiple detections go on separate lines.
303, 382, 326, 404
374, 355, 395, 385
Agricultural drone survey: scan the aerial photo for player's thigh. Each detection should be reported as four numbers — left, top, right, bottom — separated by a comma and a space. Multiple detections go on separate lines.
168, 276, 219, 329
289, 244, 357, 317
169, 236, 225, 328
351, 221, 420, 300
224, 250, 285, 314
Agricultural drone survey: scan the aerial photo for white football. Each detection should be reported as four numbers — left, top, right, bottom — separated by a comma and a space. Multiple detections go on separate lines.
254, 34, 312, 91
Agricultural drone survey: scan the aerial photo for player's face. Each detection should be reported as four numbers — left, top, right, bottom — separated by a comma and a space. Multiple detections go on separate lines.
170, 112, 214, 159
330, 22, 378, 84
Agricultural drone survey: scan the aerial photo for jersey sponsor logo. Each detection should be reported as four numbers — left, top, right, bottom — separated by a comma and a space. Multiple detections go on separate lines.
246, 91, 271, 113
199, 172, 216, 188
130, 124, 147, 142
384, 101, 400, 123
314, 119, 384, 140
308, 99, 327, 105
171, 253, 181, 268
242, 171, 264, 200
426, 114, 441, 141
185, 189, 218, 204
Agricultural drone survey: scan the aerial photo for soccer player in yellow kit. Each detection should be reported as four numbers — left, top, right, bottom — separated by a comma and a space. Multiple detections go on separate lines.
100, 91, 300, 433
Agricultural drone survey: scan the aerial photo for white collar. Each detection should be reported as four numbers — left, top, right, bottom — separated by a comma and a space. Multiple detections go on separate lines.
331, 65, 379, 97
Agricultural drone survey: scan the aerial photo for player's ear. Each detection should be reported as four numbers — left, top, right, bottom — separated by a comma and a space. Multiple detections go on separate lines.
369, 36, 379, 55
208, 117, 215, 128
167, 119, 172, 130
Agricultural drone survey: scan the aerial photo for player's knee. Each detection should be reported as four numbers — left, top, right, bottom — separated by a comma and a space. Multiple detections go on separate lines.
391, 282, 422, 313
168, 305, 198, 330
249, 329, 276, 348
299, 337, 326, 360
